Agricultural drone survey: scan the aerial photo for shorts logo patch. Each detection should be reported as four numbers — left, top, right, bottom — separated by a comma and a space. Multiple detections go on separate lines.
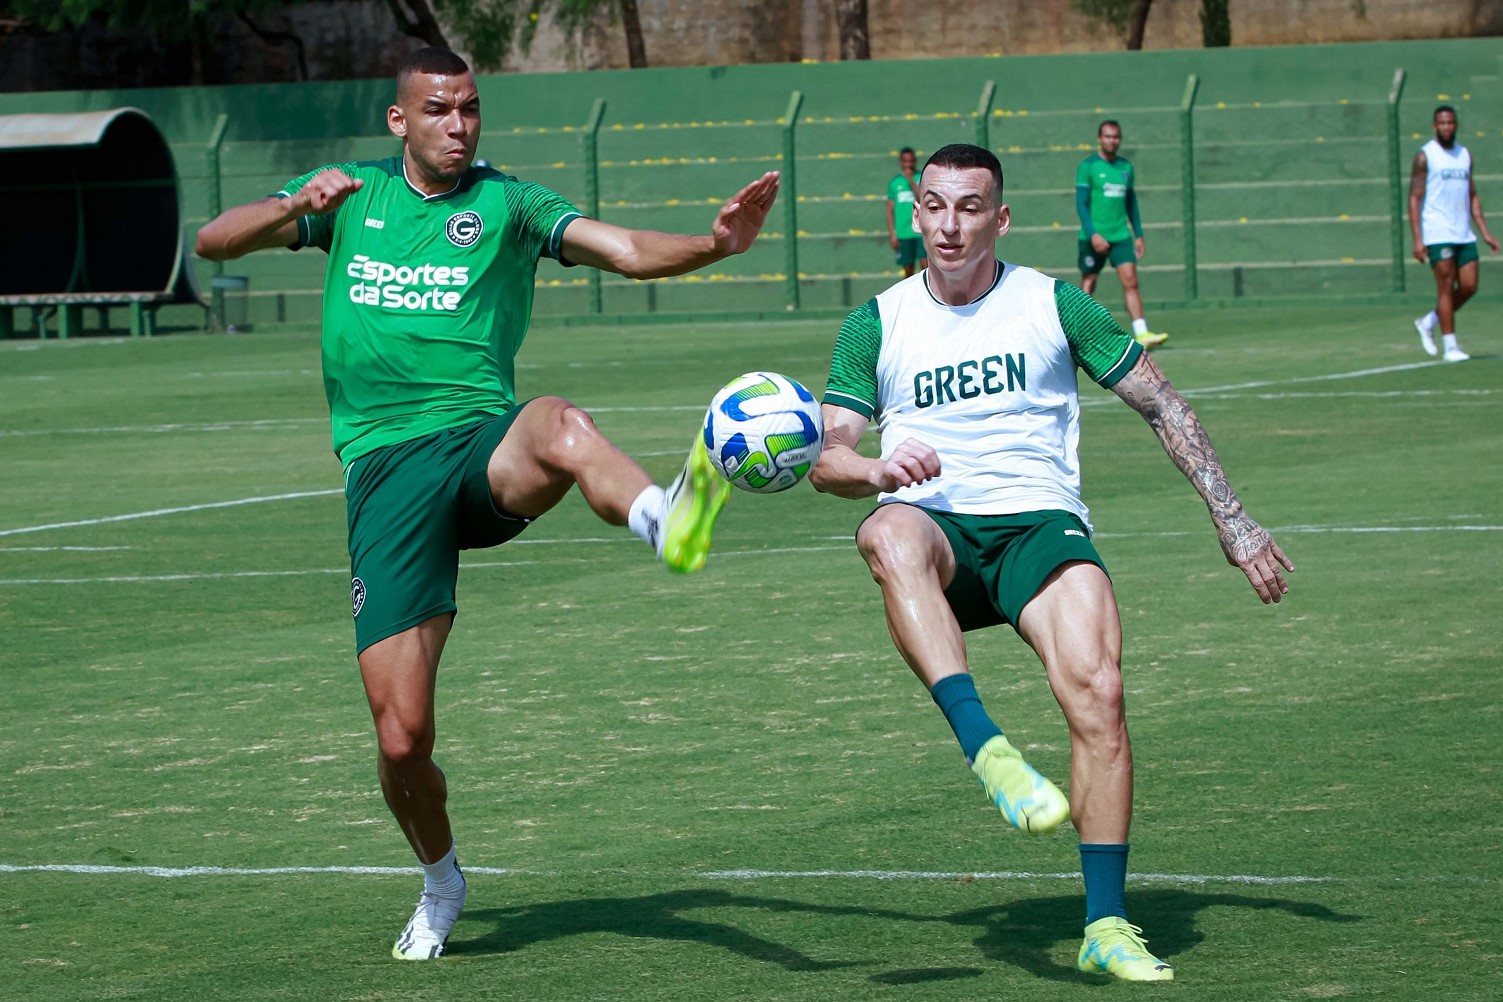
1064, 529, 1085, 537
351, 577, 367, 618
446, 211, 483, 247
1440, 247, 1454, 259
1084, 255, 1096, 267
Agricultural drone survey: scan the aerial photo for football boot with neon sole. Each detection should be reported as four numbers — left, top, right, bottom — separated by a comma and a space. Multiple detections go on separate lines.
660, 437, 732, 574
1077, 916, 1174, 981
970, 735, 1069, 834
1133, 330, 1169, 350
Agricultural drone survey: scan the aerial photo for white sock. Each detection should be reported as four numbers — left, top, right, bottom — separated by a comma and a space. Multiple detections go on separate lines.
627, 484, 667, 555
1420, 310, 1438, 332
1442, 333, 1459, 351
1131, 318, 1149, 335
421, 842, 464, 896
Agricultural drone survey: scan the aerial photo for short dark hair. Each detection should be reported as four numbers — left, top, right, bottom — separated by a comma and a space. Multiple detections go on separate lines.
397, 46, 471, 90
1098, 119, 1121, 136
899, 146, 916, 157
922, 143, 1003, 199
1434, 104, 1457, 120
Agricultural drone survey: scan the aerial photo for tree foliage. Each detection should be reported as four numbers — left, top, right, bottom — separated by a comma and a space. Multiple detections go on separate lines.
0, 0, 284, 37
1201, 0, 1231, 47
1071, 0, 1154, 50
433, 0, 647, 70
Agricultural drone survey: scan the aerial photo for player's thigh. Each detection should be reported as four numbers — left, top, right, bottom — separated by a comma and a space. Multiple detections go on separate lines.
1016, 561, 1123, 709
855, 502, 958, 589
1429, 249, 1458, 288
1456, 257, 1480, 294
1115, 261, 1140, 290
358, 614, 453, 756
483, 395, 595, 519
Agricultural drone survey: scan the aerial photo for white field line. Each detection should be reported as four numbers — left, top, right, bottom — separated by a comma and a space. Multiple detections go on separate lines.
0, 417, 325, 438
0, 862, 1327, 885
0, 490, 344, 538
0, 545, 133, 552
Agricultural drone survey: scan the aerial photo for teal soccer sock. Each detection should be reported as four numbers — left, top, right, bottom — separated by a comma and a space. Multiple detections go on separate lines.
929, 673, 1004, 763
1080, 843, 1129, 924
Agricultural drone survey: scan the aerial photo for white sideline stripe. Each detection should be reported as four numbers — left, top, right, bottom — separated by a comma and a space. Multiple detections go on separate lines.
0, 545, 133, 552
0, 862, 1327, 886
0, 490, 343, 538
0, 864, 519, 878
0, 418, 324, 438
1188, 360, 1439, 395
703, 869, 1331, 886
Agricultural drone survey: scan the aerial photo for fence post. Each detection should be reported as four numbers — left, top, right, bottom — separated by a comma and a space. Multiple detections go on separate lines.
781, 90, 804, 311
582, 98, 607, 313
1386, 68, 1407, 294
974, 80, 996, 149
1179, 74, 1199, 301
205, 113, 229, 327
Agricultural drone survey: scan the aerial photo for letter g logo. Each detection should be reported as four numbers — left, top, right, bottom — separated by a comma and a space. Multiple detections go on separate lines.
446, 211, 483, 248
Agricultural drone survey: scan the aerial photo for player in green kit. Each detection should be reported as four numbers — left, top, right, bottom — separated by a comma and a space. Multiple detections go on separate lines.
887, 147, 926, 277
195, 47, 780, 960
1077, 121, 1166, 350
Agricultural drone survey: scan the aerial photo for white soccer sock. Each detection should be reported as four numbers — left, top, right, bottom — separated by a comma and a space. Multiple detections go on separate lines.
1420, 310, 1438, 331
627, 484, 667, 555
1131, 318, 1149, 335
1442, 333, 1460, 351
421, 842, 464, 896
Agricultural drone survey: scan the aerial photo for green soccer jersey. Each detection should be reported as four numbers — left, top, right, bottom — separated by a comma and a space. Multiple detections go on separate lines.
1075, 154, 1136, 244
278, 157, 582, 466
887, 174, 920, 239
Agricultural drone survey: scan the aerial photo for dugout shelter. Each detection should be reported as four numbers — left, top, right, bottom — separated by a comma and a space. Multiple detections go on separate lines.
0, 107, 202, 338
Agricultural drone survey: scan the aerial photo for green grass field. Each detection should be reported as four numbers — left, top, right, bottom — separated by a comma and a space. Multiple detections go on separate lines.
1, 304, 1500, 1000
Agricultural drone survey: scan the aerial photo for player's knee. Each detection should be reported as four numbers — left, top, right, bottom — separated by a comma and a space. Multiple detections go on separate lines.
856, 515, 928, 584
540, 398, 603, 467
375, 713, 434, 767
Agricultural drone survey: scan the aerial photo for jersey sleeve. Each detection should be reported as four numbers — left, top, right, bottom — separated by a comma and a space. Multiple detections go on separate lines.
823, 298, 882, 418
1125, 166, 1143, 236
1054, 280, 1141, 388
502, 180, 584, 265
1074, 159, 1094, 234
276, 163, 358, 252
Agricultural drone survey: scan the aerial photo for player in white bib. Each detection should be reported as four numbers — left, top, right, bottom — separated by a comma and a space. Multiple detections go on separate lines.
812, 144, 1293, 983
1408, 105, 1499, 361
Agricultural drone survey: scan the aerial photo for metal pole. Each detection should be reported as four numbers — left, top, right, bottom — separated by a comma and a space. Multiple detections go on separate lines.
974, 80, 996, 150
1387, 68, 1407, 293
206, 114, 229, 326
1179, 74, 1199, 301
582, 98, 607, 313
781, 90, 804, 311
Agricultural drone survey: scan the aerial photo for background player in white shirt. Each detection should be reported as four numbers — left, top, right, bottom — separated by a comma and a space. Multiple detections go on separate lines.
812, 144, 1292, 983
1409, 105, 1499, 362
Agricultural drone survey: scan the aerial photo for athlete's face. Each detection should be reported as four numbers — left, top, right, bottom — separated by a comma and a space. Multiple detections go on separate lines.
1098, 125, 1122, 158
389, 72, 481, 190
1434, 110, 1458, 146
899, 150, 917, 174
916, 165, 1010, 276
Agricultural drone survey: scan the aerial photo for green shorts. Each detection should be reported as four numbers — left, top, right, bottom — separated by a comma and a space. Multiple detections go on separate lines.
895, 237, 926, 268
343, 408, 534, 654
1427, 242, 1479, 268
1079, 238, 1136, 275
916, 506, 1108, 632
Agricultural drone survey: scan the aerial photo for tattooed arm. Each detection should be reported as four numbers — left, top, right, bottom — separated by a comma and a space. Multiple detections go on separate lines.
1110, 352, 1294, 603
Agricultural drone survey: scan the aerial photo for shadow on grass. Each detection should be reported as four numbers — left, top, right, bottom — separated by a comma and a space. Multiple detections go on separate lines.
451, 885, 1361, 983
940, 888, 1364, 984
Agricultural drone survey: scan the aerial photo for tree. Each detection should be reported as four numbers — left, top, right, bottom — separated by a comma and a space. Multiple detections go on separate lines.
834, 0, 869, 60
433, 0, 648, 70
1201, 0, 1231, 47
1071, 0, 1155, 51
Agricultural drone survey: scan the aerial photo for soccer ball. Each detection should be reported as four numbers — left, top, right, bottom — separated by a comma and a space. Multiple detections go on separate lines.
702, 371, 824, 494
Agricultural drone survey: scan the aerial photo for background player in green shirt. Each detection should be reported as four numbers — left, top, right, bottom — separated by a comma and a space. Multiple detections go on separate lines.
1077, 120, 1166, 350
196, 46, 779, 961
887, 147, 926, 277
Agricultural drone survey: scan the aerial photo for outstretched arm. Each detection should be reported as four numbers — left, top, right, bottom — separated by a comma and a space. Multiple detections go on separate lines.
1470, 174, 1500, 253
809, 404, 939, 499
196, 168, 363, 261
560, 171, 779, 279
1110, 353, 1294, 603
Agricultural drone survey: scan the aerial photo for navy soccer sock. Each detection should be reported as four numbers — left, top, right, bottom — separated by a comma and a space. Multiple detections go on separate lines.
1080, 843, 1129, 925
929, 673, 1004, 763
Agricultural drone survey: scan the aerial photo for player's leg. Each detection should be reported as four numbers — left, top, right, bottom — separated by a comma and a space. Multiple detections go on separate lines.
1079, 239, 1103, 295
856, 504, 1067, 833
486, 395, 729, 572
1453, 257, 1479, 313
360, 616, 471, 960
1116, 257, 1166, 350
1016, 560, 1171, 981
1431, 255, 1468, 361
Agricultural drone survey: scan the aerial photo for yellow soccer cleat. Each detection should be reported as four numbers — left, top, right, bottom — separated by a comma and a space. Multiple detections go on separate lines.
1076, 917, 1174, 981
1133, 330, 1169, 350
970, 735, 1070, 834
660, 437, 732, 574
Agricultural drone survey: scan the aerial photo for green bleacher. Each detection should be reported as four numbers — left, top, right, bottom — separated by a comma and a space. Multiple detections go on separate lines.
1, 38, 1497, 331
